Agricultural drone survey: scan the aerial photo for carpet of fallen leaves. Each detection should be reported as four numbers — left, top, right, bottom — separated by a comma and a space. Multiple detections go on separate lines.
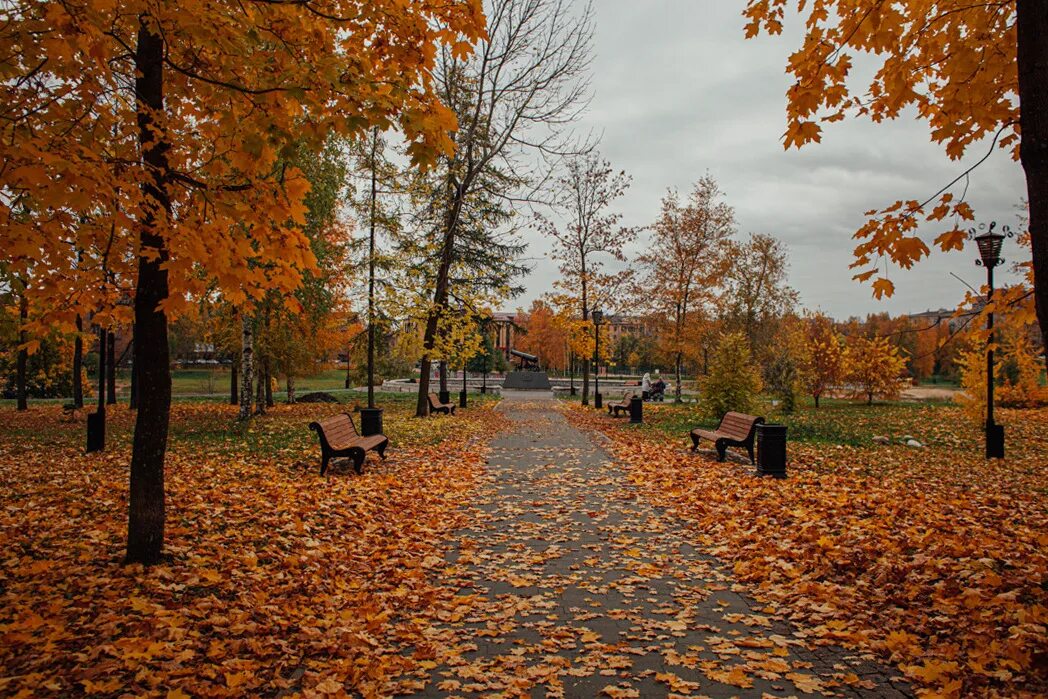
565, 402, 1048, 698
0, 398, 506, 697
384, 400, 909, 698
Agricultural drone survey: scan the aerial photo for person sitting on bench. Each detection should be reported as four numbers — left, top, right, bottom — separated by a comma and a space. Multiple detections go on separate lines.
650, 376, 666, 402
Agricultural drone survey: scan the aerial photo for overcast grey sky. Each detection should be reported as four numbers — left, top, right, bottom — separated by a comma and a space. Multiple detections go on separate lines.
509, 0, 1026, 319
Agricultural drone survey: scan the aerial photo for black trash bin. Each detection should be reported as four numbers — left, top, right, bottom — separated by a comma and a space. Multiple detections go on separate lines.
360, 407, 384, 437
629, 396, 643, 424
756, 423, 787, 478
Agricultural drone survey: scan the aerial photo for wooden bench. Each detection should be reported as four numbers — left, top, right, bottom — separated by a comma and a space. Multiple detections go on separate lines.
690, 412, 764, 464
607, 390, 635, 417
427, 392, 456, 415
309, 412, 389, 475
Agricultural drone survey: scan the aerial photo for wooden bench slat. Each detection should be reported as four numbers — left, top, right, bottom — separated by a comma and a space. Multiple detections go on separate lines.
608, 391, 635, 417
309, 412, 389, 475
427, 393, 456, 415
689, 412, 764, 464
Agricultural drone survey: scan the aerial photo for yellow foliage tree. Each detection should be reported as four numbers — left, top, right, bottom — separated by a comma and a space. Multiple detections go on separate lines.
1, 0, 485, 564
803, 313, 846, 408
957, 323, 1047, 423
699, 332, 764, 420
844, 336, 907, 405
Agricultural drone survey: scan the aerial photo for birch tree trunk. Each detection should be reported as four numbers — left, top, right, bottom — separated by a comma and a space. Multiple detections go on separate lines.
239, 314, 254, 420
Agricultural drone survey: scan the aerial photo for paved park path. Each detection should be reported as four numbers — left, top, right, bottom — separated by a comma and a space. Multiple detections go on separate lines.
409, 392, 909, 698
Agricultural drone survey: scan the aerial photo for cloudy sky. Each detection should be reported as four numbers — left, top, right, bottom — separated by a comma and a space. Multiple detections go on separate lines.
509, 0, 1027, 319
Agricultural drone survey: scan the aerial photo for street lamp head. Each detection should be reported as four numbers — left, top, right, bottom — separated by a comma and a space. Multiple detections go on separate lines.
971, 222, 1010, 268
591, 310, 604, 325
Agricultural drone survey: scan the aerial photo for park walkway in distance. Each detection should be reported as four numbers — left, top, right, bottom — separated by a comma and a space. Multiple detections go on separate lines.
409, 391, 909, 698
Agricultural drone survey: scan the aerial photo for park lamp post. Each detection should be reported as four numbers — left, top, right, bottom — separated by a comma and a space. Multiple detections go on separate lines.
592, 310, 603, 409
972, 222, 1010, 459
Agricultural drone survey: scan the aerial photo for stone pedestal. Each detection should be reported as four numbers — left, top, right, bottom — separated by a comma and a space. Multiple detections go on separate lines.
502, 371, 552, 390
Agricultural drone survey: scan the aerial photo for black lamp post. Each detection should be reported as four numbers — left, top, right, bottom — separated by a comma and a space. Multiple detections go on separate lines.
972, 222, 1010, 459
360, 128, 383, 437
592, 310, 603, 409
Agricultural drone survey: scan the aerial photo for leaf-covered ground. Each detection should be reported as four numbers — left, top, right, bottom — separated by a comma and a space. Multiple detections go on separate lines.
0, 397, 505, 697
565, 400, 1048, 698
1, 395, 1044, 698
390, 397, 909, 699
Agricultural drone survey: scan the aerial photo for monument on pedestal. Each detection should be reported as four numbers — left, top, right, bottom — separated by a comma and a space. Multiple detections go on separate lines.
503, 349, 552, 390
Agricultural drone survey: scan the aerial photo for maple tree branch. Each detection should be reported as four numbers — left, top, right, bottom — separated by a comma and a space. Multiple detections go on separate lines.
169, 170, 253, 192
162, 54, 308, 95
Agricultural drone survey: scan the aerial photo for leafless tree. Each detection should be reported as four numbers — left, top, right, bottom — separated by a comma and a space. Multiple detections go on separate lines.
414, 0, 595, 416
536, 151, 637, 406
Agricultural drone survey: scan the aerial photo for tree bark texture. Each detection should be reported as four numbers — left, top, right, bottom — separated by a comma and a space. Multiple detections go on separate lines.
581, 277, 590, 406
1017, 0, 1048, 364
286, 375, 296, 404
416, 181, 464, 417
264, 361, 274, 408
106, 330, 117, 404
73, 315, 84, 408
16, 291, 27, 411
230, 361, 238, 405
126, 17, 171, 565
675, 352, 683, 403
239, 315, 254, 420
255, 364, 266, 415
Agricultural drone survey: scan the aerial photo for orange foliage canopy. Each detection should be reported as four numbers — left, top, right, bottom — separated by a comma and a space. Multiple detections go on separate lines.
0, 0, 485, 331
743, 1, 1017, 296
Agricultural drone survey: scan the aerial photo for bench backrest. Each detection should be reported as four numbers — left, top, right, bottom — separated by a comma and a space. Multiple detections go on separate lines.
428, 393, 446, 407
717, 411, 764, 440
310, 413, 360, 446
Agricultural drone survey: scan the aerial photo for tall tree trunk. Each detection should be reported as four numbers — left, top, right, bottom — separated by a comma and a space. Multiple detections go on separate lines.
814, 393, 821, 409
416, 180, 463, 417
255, 364, 266, 415
439, 360, 448, 394
580, 278, 590, 406
106, 330, 117, 404
126, 17, 172, 565
96, 328, 106, 413
73, 315, 84, 408
675, 351, 683, 403
1017, 0, 1048, 364
239, 314, 254, 420
230, 360, 238, 405
16, 291, 28, 411
264, 361, 274, 408
286, 374, 296, 404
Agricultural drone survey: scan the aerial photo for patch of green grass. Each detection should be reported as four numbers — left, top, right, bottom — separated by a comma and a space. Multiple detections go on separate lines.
588, 396, 973, 449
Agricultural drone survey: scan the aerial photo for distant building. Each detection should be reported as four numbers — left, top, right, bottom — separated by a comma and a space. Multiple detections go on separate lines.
490, 312, 519, 359
603, 314, 652, 346
907, 308, 963, 334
